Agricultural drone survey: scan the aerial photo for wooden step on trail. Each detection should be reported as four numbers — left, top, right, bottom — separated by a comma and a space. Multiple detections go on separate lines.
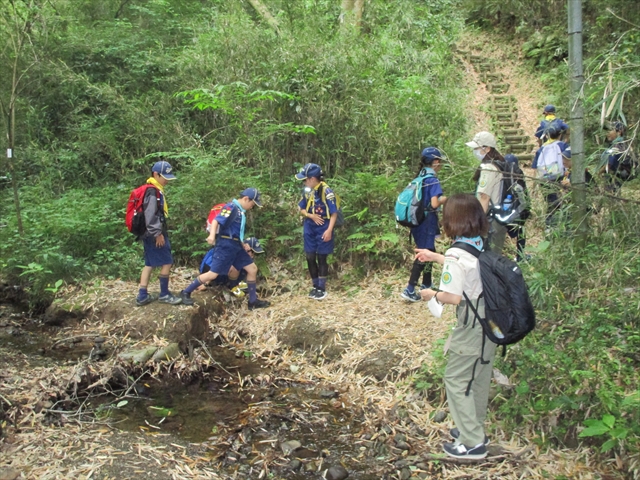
490, 95, 517, 105
477, 62, 495, 72
499, 128, 524, 136
516, 153, 534, 163
494, 105, 515, 113
488, 83, 510, 94
508, 144, 534, 154
495, 121, 521, 130
480, 72, 504, 83
503, 135, 529, 145
468, 54, 483, 64
495, 112, 518, 122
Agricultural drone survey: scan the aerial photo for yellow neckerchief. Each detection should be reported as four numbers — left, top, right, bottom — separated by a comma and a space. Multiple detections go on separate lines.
146, 177, 169, 217
543, 137, 556, 146
544, 114, 557, 122
305, 181, 330, 219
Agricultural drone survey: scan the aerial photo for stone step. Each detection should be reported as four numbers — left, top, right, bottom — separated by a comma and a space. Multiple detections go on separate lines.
503, 135, 530, 145
488, 83, 510, 94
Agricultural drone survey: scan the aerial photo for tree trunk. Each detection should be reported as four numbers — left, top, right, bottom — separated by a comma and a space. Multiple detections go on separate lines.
568, 0, 587, 246
8, 99, 24, 235
340, 0, 365, 29
246, 0, 280, 35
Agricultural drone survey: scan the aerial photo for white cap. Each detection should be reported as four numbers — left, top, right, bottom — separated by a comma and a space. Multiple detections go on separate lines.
465, 131, 497, 149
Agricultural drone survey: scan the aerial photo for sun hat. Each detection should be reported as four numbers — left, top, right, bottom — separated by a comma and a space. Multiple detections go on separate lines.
465, 131, 497, 149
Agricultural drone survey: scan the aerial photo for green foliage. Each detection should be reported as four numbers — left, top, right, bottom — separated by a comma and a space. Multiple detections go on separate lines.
522, 27, 567, 67
580, 414, 630, 453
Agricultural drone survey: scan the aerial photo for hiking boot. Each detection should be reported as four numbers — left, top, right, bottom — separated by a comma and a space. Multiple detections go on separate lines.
450, 428, 490, 446
443, 441, 487, 459
230, 286, 246, 298
179, 291, 195, 306
135, 293, 157, 307
400, 288, 421, 302
309, 287, 319, 298
248, 299, 270, 310
313, 289, 328, 300
158, 293, 182, 305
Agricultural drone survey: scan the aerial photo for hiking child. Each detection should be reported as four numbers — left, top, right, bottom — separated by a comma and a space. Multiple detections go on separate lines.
503, 154, 529, 262
401, 147, 447, 302
180, 188, 270, 310
135, 161, 182, 306
534, 104, 569, 147
536, 125, 565, 227
416, 193, 495, 459
296, 163, 338, 300
601, 122, 635, 191
199, 237, 265, 298
466, 131, 507, 254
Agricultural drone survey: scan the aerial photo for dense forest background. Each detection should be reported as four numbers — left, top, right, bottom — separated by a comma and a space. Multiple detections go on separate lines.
1, 0, 639, 473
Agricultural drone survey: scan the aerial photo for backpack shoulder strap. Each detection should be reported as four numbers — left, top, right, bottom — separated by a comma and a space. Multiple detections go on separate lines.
451, 241, 481, 258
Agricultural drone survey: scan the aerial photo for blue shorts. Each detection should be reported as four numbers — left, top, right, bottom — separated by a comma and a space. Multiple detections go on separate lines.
209, 238, 254, 275
201, 247, 251, 276
143, 235, 173, 267
411, 213, 439, 250
303, 221, 335, 255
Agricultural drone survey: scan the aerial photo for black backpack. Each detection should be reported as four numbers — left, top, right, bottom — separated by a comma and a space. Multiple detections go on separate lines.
491, 161, 531, 225
452, 242, 536, 346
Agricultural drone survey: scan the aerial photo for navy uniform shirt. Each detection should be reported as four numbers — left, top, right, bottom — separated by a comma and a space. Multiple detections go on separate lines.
216, 202, 244, 239
299, 184, 338, 219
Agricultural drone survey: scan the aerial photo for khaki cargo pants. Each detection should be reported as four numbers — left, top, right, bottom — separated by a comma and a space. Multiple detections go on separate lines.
444, 298, 498, 447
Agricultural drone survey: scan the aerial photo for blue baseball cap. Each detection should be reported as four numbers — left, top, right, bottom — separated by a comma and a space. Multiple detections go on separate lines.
244, 237, 265, 253
421, 147, 446, 163
295, 163, 322, 180
151, 161, 176, 180
543, 104, 556, 114
240, 187, 262, 207
560, 144, 571, 159
504, 154, 519, 164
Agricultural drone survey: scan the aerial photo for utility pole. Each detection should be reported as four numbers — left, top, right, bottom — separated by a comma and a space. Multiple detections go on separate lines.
568, 0, 587, 245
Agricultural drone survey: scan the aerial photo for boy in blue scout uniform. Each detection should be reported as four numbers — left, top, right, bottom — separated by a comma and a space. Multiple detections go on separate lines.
180, 188, 270, 310
534, 104, 569, 147
199, 237, 265, 297
136, 161, 182, 306
296, 163, 338, 300
401, 147, 447, 302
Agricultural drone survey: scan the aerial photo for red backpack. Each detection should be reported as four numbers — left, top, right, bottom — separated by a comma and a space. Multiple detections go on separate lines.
206, 203, 226, 233
125, 184, 160, 237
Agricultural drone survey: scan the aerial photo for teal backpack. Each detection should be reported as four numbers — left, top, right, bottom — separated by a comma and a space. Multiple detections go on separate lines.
394, 172, 434, 227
